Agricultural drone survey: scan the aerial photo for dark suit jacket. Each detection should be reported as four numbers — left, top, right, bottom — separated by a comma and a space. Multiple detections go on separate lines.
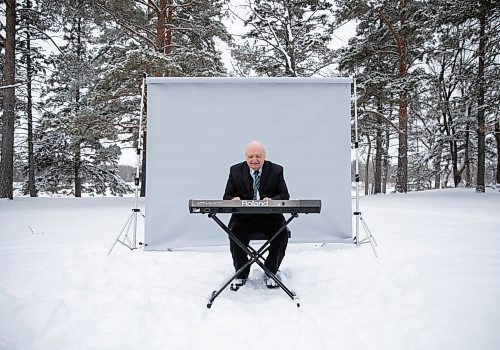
223, 160, 290, 228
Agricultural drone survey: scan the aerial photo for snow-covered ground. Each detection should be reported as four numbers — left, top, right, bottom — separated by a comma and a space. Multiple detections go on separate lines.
1, 189, 499, 350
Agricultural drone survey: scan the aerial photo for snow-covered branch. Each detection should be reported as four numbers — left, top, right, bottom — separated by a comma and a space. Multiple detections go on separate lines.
227, 3, 283, 54
92, 0, 157, 49
0, 83, 22, 90
361, 110, 405, 135
16, 25, 65, 55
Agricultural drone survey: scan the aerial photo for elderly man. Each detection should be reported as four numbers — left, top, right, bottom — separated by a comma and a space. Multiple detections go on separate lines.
223, 141, 290, 289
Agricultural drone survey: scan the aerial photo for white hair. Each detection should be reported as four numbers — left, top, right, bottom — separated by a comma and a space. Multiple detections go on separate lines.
245, 140, 267, 156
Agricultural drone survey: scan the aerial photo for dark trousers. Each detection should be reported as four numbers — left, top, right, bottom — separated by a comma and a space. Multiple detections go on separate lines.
228, 217, 288, 279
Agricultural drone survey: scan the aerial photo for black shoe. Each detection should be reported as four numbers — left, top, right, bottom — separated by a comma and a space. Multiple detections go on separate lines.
264, 272, 280, 289
230, 278, 247, 291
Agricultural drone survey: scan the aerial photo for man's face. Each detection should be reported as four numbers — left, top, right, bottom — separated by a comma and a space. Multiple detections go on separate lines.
246, 144, 266, 171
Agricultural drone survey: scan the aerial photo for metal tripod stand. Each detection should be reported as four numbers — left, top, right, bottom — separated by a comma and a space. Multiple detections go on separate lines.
352, 77, 378, 257
108, 73, 147, 255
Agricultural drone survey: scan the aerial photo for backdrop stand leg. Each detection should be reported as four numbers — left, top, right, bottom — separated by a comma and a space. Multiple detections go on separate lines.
352, 76, 378, 258
353, 211, 378, 257
108, 72, 147, 256
108, 209, 146, 255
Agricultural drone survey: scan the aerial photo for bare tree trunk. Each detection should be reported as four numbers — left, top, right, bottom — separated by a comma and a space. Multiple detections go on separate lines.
74, 143, 82, 197
443, 158, 451, 188
0, 0, 17, 199
74, 15, 83, 197
26, 7, 37, 196
447, 114, 461, 187
156, 0, 166, 52
495, 120, 500, 186
434, 144, 442, 189
382, 128, 390, 193
165, 0, 173, 54
374, 125, 383, 194
365, 134, 371, 196
475, 6, 487, 193
464, 119, 472, 187
442, 108, 460, 187
379, 3, 409, 193
396, 94, 408, 193
438, 51, 461, 188
374, 99, 383, 194
451, 142, 461, 186
156, 0, 173, 54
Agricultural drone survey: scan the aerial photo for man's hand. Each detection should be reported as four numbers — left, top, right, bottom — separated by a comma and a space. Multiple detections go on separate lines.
263, 197, 271, 201
232, 197, 240, 200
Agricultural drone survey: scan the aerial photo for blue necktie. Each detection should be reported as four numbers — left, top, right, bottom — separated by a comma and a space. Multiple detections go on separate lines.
253, 171, 260, 200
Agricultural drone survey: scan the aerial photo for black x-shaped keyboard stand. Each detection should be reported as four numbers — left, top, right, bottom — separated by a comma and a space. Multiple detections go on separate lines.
206, 213, 300, 308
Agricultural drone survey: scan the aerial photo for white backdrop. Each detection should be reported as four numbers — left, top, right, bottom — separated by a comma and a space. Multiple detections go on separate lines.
144, 77, 352, 250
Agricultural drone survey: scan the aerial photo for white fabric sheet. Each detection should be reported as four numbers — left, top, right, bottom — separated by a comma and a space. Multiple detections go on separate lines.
144, 77, 352, 249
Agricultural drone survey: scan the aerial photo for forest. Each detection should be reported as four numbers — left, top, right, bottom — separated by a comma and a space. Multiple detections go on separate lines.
0, 0, 499, 198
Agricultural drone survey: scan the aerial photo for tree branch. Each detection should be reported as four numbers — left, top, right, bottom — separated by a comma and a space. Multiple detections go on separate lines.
16, 25, 65, 54
378, 7, 404, 58
361, 110, 405, 134
93, 0, 157, 49
0, 83, 22, 90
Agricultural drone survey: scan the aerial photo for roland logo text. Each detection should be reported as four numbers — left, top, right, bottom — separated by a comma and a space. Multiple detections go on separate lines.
242, 200, 268, 207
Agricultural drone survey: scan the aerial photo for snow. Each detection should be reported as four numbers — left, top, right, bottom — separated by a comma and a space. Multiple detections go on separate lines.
1, 189, 499, 349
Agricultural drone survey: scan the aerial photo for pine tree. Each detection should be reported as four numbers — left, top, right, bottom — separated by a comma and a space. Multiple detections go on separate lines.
230, 0, 336, 77
36, 0, 129, 196
0, 0, 17, 199
428, 0, 499, 192
89, 0, 229, 195
16, 0, 57, 196
339, 29, 399, 193
423, 18, 477, 188
91, 0, 228, 76
335, 0, 432, 193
